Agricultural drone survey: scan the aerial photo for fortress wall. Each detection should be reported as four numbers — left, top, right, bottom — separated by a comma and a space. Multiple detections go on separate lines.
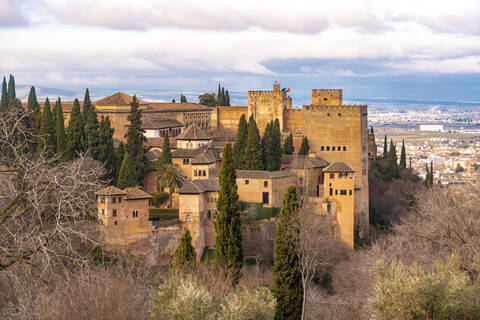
213, 106, 248, 132
283, 109, 304, 133
312, 89, 343, 106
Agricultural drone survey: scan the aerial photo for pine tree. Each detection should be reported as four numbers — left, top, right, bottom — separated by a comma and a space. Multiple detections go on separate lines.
243, 115, 264, 170
7, 74, 16, 107
214, 143, 243, 285
98, 116, 116, 183
36, 98, 56, 157
232, 114, 248, 169
82, 88, 92, 122
55, 98, 66, 157
272, 119, 282, 170
383, 134, 388, 158
273, 186, 303, 320
85, 107, 100, 159
262, 122, 274, 171
1, 76, 8, 111
283, 133, 294, 154
400, 139, 407, 169
65, 98, 86, 160
225, 90, 230, 106
125, 95, 147, 185
173, 228, 197, 272
117, 153, 137, 189
298, 136, 309, 155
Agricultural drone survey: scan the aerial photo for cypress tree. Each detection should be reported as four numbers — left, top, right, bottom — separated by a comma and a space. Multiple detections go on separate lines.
243, 115, 263, 170
55, 98, 66, 157
180, 94, 187, 103
221, 87, 225, 105
217, 84, 222, 106
272, 119, 282, 170
97, 116, 116, 183
387, 139, 400, 179
36, 98, 55, 157
214, 143, 243, 285
225, 90, 230, 106
429, 161, 434, 186
7, 74, 15, 106
158, 133, 172, 169
1, 76, 8, 111
298, 136, 309, 155
383, 134, 388, 158
262, 122, 274, 171
27, 86, 39, 112
117, 153, 137, 189
273, 186, 303, 320
82, 88, 92, 122
283, 133, 294, 154
232, 114, 248, 169
125, 95, 147, 185
173, 228, 197, 272
85, 107, 100, 159
400, 139, 407, 169
424, 163, 431, 188
66, 98, 86, 159
115, 141, 125, 185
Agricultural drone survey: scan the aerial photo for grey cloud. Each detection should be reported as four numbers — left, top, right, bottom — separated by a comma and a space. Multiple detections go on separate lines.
0, 0, 29, 27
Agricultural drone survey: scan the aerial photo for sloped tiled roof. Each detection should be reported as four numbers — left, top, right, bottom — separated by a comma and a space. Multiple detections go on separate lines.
176, 123, 212, 140
236, 169, 295, 179
171, 145, 208, 158
178, 179, 219, 194
96, 186, 126, 196
323, 161, 355, 173
191, 148, 222, 164
282, 155, 329, 169
124, 187, 153, 199
142, 118, 184, 130
95, 92, 146, 106
144, 102, 211, 112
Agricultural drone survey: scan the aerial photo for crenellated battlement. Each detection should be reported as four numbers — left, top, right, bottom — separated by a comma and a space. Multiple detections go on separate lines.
303, 104, 366, 114
312, 89, 342, 93
248, 90, 285, 96
311, 89, 343, 106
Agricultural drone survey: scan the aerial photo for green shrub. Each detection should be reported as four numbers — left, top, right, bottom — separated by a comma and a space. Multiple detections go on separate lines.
151, 275, 215, 320
218, 286, 275, 320
152, 191, 169, 207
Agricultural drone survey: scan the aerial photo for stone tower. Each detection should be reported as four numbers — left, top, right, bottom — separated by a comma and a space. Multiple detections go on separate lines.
248, 82, 289, 132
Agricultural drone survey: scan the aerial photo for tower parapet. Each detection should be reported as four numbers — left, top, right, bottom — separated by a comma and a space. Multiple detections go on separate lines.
312, 89, 343, 106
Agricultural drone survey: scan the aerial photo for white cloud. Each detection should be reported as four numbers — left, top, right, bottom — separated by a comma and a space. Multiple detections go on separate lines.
0, 0, 28, 27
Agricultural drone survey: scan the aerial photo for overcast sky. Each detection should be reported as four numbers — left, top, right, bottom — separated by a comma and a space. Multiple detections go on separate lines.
2, 0, 480, 102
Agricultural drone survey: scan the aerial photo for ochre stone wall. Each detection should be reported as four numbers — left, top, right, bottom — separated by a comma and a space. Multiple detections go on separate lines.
211, 106, 248, 133
236, 175, 296, 208
248, 90, 287, 132
312, 89, 343, 106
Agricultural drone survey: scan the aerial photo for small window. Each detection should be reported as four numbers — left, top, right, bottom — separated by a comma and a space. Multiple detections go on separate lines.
112, 197, 116, 204
343, 146, 347, 151
338, 113, 341, 116
340, 190, 347, 195
245, 180, 249, 185
208, 211, 211, 219
186, 214, 191, 222
338, 146, 341, 151
349, 190, 352, 195
100, 197, 105, 204
203, 170, 206, 176
323, 97, 328, 101
101, 209, 105, 215
114, 221, 117, 226
335, 190, 338, 195
194, 170, 197, 176
132, 210, 138, 218
326, 146, 330, 151
329, 188, 333, 196
321, 146, 324, 151
262, 192, 269, 204
330, 173, 334, 179
332, 146, 336, 151
112, 209, 117, 217
264, 181, 268, 188
118, 197, 122, 203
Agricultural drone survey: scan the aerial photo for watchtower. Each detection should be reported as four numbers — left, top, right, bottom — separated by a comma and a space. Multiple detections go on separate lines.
312, 89, 343, 106
247, 82, 289, 132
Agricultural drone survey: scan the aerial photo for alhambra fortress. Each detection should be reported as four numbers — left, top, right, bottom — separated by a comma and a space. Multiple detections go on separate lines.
73, 83, 375, 259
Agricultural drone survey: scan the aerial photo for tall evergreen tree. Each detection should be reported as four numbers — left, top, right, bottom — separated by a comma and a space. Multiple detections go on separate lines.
173, 228, 197, 272
82, 88, 92, 122
272, 119, 282, 170
283, 133, 294, 154
157, 133, 172, 190
214, 143, 243, 285
424, 163, 431, 188
180, 94, 187, 103
243, 115, 264, 170
85, 107, 100, 159
217, 84, 222, 106
298, 136, 309, 155
221, 87, 225, 105
125, 95, 147, 185
383, 134, 388, 158
98, 116, 116, 183
273, 186, 303, 320
262, 122, 274, 171
429, 161, 434, 186
55, 98, 66, 157
400, 139, 407, 169
117, 153, 137, 189
36, 98, 55, 157
232, 114, 248, 169
7, 74, 16, 106
114, 141, 125, 185
65, 98, 86, 159
387, 139, 400, 179
225, 90, 230, 106
27, 86, 39, 112
1, 76, 8, 111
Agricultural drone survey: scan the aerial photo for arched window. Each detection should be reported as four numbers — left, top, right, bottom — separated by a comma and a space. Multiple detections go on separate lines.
326, 146, 330, 151
338, 146, 341, 151
332, 146, 336, 151
343, 146, 347, 151
321, 146, 324, 151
